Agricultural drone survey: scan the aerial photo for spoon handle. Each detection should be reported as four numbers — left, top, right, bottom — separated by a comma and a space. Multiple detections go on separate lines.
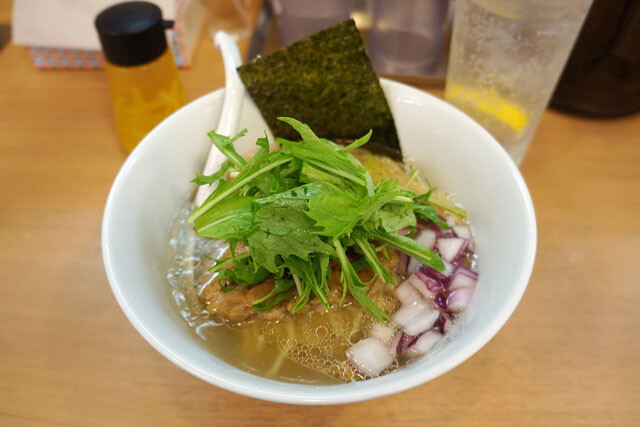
194, 31, 245, 206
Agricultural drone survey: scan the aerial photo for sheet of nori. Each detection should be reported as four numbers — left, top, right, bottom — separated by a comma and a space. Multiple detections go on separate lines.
237, 20, 402, 160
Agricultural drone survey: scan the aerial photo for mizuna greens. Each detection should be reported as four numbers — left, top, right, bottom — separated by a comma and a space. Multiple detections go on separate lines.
188, 118, 453, 322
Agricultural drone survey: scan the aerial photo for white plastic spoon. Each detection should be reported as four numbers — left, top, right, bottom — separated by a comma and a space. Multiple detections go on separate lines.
187, 31, 245, 293
194, 30, 245, 206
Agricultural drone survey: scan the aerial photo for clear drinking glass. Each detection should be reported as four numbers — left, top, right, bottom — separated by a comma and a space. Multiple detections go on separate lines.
205, 0, 253, 42
445, 0, 593, 165
369, 0, 449, 75
279, 0, 355, 46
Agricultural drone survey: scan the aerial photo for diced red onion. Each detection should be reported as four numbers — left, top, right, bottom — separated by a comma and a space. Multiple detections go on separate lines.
396, 252, 409, 275
395, 279, 423, 304
432, 313, 447, 333
434, 292, 447, 310
447, 287, 475, 313
421, 260, 454, 281
416, 219, 431, 230
396, 332, 418, 355
370, 323, 395, 344
453, 225, 472, 239
416, 270, 444, 293
407, 257, 420, 275
448, 268, 478, 291
405, 330, 443, 357
409, 273, 441, 299
445, 215, 456, 227
389, 331, 403, 355
436, 237, 469, 263
415, 229, 436, 249
392, 300, 440, 336
440, 230, 456, 238
398, 227, 412, 236
417, 218, 446, 233
346, 338, 393, 378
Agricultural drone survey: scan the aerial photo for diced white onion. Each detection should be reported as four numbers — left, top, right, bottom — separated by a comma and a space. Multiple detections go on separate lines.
415, 229, 436, 249
436, 237, 469, 262
395, 279, 423, 304
452, 225, 472, 239
405, 330, 443, 357
444, 318, 454, 334
409, 273, 437, 299
370, 323, 395, 344
345, 338, 393, 378
446, 215, 457, 227
447, 287, 475, 313
407, 257, 420, 275
443, 260, 455, 277
392, 300, 440, 336
448, 268, 478, 291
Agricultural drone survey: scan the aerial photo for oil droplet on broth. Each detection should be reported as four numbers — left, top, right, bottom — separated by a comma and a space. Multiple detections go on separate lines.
258, 294, 399, 383
188, 278, 401, 383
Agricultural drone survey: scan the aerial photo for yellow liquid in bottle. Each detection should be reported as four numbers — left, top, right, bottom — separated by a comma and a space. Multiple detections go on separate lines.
105, 50, 187, 153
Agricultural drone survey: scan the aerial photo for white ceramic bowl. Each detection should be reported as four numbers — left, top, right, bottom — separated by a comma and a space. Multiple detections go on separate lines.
102, 79, 536, 405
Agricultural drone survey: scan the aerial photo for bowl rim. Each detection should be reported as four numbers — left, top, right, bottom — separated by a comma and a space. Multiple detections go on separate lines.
102, 78, 537, 405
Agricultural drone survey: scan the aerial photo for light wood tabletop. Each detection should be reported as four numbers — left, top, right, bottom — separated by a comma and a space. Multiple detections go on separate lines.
1, 11, 639, 427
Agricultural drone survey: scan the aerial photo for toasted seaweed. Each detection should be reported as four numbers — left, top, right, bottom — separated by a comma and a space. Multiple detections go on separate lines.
237, 19, 402, 160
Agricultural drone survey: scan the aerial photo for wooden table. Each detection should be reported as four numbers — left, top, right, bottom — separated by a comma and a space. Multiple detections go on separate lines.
2, 19, 639, 427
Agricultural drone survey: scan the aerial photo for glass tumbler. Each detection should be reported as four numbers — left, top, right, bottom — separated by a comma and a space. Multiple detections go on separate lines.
279, 0, 355, 46
445, 0, 593, 165
368, 0, 449, 75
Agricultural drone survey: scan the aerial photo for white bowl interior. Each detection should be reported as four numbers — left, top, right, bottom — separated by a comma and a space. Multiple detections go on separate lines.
102, 79, 536, 404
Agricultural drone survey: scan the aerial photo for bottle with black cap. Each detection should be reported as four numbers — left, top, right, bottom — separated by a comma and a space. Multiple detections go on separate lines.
95, 1, 187, 153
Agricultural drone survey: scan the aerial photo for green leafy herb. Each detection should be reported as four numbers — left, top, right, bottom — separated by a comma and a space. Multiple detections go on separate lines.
285, 255, 331, 311
377, 203, 417, 233
406, 167, 419, 185
208, 252, 251, 274
413, 203, 449, 230
301, 182, 364, 237
194, 196, 255, 239
252, 278, 295, 311
189, 151, 291, 222
351, 256, 370, 272
278, 117, 375, 196
375, 232, 444, 271
299, 162, 343, 186
333, 238, 390, 323
429, 198, 467, 218
417, 189, 467, 219
353, 236, 394, 284
340, 129, 372, 152
190, 118, 456, 321
208, 128, 248, 169
219, 254, 270, 286
249, 201, 335, 273
192, 160, 232, 186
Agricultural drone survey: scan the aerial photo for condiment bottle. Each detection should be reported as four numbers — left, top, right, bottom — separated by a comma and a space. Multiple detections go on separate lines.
95, 1, 187, 153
